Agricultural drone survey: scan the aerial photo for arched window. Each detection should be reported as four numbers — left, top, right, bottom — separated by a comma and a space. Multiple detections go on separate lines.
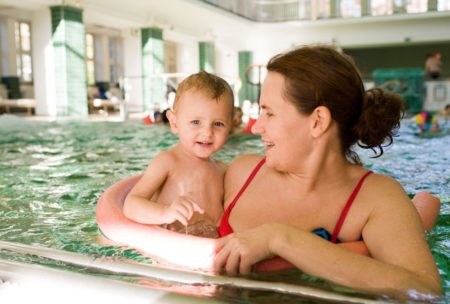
371, 0, 393, 15
85, 33, 95, 85
340, 0, 362, 17
15, 21, 32, 83
438, 0, 450, 11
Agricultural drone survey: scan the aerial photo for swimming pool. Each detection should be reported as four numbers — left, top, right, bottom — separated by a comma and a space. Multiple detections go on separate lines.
0, 115, 448, 303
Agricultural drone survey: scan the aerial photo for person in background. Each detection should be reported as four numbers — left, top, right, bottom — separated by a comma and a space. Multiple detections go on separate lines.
153, 111, 163, 123
124, 71, 234, 237
213, 45, 441, 300
230, 106, 244, 135
161, 109, 170, 124
415, 111, 440, 133
438, 104, 450, 122
425, 52, 442, 80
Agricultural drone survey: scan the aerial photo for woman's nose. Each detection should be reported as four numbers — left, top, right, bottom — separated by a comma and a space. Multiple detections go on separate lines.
251, 117, 263, 135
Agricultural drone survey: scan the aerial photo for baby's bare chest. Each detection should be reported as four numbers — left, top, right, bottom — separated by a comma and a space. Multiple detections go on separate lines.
157, 165, 224, 220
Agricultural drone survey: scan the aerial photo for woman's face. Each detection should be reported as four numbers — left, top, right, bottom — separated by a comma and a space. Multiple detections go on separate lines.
252, 72, 313, 172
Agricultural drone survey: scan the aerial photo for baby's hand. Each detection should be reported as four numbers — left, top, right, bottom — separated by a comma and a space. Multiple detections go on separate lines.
163, 196, 204, 226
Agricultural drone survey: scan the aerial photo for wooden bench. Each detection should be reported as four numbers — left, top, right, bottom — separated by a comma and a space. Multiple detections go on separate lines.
0, 99, 36, 115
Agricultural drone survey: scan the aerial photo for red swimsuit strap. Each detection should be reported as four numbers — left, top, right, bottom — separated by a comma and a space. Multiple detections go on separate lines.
330, 170, 373, 243
218, 158, 266, 236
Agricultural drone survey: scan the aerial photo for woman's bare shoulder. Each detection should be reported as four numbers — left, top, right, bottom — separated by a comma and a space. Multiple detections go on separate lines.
361, 171, 414, 214
364, 172, 406, 197
227, 154, 264, 174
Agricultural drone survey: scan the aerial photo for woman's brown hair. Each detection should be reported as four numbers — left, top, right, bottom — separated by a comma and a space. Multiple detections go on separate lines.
267, 45, 404, 164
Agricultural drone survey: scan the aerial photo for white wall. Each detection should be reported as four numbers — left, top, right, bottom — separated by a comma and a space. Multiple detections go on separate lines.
121, 28, 144, 113
31, 8, 56, 116
164, 30, 199, 75
247, 12, 450, 64
0, 17, 18, 76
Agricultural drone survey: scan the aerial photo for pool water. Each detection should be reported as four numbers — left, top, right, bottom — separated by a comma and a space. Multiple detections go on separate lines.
0, 115, 448, 302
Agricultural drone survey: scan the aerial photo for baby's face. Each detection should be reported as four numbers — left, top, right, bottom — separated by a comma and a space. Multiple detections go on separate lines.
173, 89, 232, 159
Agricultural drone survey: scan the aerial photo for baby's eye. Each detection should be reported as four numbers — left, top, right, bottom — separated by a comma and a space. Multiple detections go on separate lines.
190, 120, 200, 125
213, 121, 225, 127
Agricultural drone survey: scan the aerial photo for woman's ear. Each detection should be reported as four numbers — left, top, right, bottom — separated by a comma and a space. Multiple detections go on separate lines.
310, 106, 332, 137
166, 110, 178, 134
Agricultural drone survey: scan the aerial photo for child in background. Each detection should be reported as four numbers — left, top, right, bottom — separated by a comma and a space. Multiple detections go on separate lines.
124, 71, 234, 237
230, 106, 244, 135
415, 111, 440, 133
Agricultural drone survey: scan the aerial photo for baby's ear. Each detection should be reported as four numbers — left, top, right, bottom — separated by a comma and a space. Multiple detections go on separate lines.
166, 110, 178, 134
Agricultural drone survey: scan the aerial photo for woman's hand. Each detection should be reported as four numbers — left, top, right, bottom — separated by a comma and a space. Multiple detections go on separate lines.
213, 223, 283, 275
163, 196, 204, 226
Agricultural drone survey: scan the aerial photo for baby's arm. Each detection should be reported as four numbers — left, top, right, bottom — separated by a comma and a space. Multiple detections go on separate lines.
123, 152, 203, 225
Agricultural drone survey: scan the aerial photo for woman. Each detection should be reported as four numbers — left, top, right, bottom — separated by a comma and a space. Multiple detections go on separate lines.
213, 46, 442, 299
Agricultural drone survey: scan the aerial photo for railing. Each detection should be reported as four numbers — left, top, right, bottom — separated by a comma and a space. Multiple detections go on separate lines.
199, 0, 450, 22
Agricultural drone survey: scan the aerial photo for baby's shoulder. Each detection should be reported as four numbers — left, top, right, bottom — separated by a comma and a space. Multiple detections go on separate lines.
147, 149, 177, 168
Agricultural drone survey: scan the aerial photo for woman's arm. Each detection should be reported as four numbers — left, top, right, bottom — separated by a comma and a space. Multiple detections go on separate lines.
213, 175, 442, 299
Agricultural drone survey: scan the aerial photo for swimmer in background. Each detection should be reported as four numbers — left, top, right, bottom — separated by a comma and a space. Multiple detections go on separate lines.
415, 111, 440, 133
230, 106, 244, 135
123, 71, 234, 237
438, 104, 450, 123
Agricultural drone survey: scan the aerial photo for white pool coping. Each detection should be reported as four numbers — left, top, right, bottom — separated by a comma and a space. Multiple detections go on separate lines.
0, 241, 386, 304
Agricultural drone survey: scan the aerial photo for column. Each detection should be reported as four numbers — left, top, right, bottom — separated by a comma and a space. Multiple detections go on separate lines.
199, 41, 215, 73
361, 0, 371, 16
141, 27, 165, 111
50, 5, 88, 116
428, 0, 438, 11
238, 51, 258, 104
330, 0, 340, 18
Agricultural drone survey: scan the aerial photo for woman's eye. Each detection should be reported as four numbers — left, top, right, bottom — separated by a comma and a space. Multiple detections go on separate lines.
214, 122, 225, 127
190, 120, 200, 125
266, 112, 274, 117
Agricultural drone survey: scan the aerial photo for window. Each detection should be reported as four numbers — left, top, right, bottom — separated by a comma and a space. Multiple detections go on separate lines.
394, 0, 427, 13
371, 0, 393, 15
15, 21, 33, 82
340, 0, 362, 17
316, 0, 331, 19
85, 33, 95, 85
108, 37, 122, 86
438, 0, 450, 11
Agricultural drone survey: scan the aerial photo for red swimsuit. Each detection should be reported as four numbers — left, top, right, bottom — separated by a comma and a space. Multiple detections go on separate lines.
218, 158, 373, 243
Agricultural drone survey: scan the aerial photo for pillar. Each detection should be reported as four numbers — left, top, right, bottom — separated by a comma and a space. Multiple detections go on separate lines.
50, 5, 88, 116
238, 51, 258, 104
199, 41, 215, 73
428, 0, 438, 11
361, 0, 371, 16
141, 27, 165, 111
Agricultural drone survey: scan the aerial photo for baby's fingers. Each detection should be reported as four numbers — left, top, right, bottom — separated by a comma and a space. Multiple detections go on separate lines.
191, 202, 204, 214
181, 197, 204, 215
172, 211, 189, 226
